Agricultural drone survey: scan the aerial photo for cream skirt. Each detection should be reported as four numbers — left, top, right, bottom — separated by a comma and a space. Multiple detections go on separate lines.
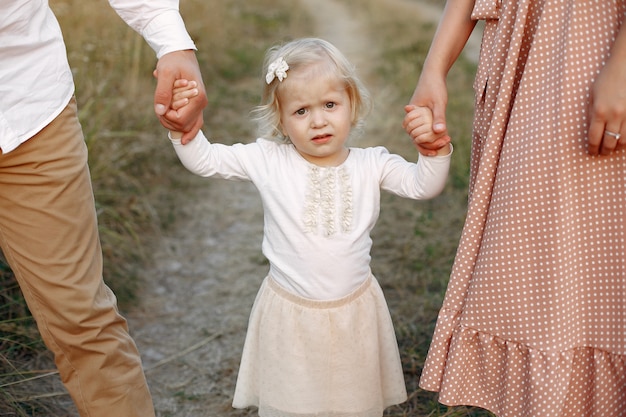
232, 275, 407, 417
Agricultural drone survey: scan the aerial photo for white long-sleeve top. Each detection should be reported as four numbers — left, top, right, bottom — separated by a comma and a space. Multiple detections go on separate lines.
0, 0, 195, 154
172, 131, 452, 300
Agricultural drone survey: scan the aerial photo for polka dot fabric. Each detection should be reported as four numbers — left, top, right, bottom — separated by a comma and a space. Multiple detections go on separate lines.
419, 1, 626, 416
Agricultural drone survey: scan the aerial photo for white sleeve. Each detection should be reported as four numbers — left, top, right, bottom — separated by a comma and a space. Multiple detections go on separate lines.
169, 130, 253, 181
107, 0, 196, 58
379, 146, 452, 200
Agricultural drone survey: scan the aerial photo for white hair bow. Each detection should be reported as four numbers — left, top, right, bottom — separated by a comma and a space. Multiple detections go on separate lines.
266, 57, 289, 84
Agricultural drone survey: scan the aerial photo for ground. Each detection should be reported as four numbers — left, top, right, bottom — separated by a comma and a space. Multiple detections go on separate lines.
124, 1, 480, 416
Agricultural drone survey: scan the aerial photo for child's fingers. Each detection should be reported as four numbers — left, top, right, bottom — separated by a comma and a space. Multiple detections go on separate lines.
173, 79, 188, 88
407, 124, 431, 140
172, 87, 199, 103
171, 97, 189, 111
171, 79, 199, 110
172, 80, 198, 98
172, 82, 198, 95
403, 113, 425, 134
173, 79, 196, 88
410, 127, 450, 146
404, 114, 432, 138
403, 105, 452, 156
172, 87, 199, 99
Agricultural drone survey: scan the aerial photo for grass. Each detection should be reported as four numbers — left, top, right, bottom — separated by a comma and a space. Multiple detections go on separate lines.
0, 0, 493, 416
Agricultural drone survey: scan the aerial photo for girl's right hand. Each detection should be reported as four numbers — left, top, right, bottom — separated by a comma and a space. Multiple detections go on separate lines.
169, 79, 199, 142
172, 79, 199, 111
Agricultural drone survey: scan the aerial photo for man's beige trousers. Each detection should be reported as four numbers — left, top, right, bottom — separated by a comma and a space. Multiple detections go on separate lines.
0, 98, 155, 417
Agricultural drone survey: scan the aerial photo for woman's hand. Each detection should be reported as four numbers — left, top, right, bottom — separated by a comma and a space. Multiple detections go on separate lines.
404, 72, 451, 156
586, 25, 626, 155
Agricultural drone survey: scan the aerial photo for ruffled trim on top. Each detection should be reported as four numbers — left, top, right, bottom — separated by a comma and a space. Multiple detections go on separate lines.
419, 307, 626, 417
303, 165, 353, 236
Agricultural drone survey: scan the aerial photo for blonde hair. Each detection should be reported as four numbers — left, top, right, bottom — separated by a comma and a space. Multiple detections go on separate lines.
252, 38, 371, 142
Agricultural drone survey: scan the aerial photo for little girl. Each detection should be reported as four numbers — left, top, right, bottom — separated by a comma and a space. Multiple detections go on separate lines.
168, 37, 451, 417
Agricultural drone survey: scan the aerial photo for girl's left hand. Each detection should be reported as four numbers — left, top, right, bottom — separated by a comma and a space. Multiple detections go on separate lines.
403, 105, 451, 156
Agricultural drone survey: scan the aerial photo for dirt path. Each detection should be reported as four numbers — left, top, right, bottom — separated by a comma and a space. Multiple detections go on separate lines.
126, 1, 480, 416
128, 176, 264, 416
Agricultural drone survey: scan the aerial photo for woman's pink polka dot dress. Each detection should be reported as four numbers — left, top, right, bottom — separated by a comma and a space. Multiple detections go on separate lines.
419, 1, 626, 416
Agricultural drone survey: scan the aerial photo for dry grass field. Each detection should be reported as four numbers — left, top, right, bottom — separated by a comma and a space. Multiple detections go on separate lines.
0, 0, 492, 416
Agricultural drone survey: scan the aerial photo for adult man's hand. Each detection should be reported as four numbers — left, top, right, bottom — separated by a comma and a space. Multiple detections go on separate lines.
154, 50, 208, 144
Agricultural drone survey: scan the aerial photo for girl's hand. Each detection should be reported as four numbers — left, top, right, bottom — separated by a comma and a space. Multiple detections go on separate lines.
171, 79, 199, 111
168, 79, 199, 143
403, 105, 451, 156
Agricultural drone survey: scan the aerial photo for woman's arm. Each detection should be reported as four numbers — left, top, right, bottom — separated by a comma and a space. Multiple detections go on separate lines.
404, 0, 476, 152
